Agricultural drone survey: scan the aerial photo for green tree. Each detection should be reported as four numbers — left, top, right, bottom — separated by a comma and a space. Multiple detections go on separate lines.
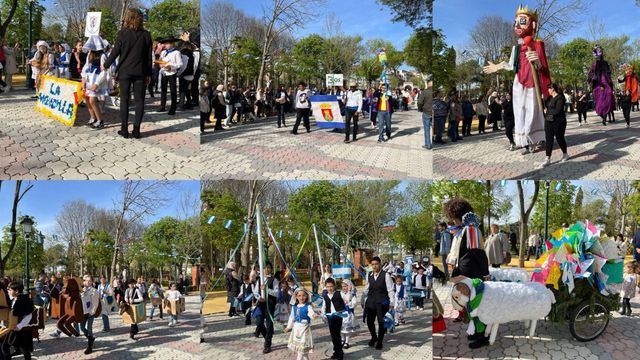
91, 6, 119, 43
288, 181, 341, 236
377, 0, 433, 28
84, 229, 114, 275
404, 28, 431, 74
583, 199, 608, 225
44, 244, 67, 274
201, 189, 246, 272
573, 187, 585, 221
146, 0, 198, 40
392, 211, 433, 254
292, 34, 327, 84
552, 38, 592, 90
1, 0, 44, 47
432, 29, 457, 92
530, 181, 576, 234
230, 36, 262, 86
430, 181, 493, 232
1, 219, 45, 282
356, 57, 382, 87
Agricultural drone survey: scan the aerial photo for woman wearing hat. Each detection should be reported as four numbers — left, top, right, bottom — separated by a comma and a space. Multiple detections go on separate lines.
28, 41, 54, 98
103, 8, 153, 139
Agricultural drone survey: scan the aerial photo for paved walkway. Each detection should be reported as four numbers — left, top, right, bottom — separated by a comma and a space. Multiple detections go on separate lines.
201, 298, 432, 359
0, 89, 200, 180
433, 279, 640, 360
34, 295, 205, 359
201, 109, 431, 180
433, 110, 640, 180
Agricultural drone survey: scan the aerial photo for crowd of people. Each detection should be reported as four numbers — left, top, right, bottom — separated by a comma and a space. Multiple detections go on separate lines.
2, 8, 199, 138
221, 255, 429, 359
200, 79, 423, 144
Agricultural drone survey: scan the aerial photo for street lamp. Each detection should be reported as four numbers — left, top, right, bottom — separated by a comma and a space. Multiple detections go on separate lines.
26, 0, 36, 88
544, 181, 551, 243
20, 215, 34, 294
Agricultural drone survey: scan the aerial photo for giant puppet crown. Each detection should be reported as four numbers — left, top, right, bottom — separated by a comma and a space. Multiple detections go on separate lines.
516, 4, 538, 22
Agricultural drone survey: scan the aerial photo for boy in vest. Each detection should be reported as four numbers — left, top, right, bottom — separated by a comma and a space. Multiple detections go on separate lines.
412, 266, 427, 310
253, 262, 279, 354
363, 256, 395, 350
158, 37, 183, 115
6, 281, 35, 360
322, 278, 345, 360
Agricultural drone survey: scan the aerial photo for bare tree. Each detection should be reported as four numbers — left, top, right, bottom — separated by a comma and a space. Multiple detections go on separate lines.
517, 181, 540, 268
535, 0, 589, 41
201, 1, 249, 86
256, 0, 325, 88
601, 181, 637, 236
469, 16, 515, 63
109, 181, 172, 280
1, 181, 34, 277
55, 200, 98, 274
586, 16, 606, 43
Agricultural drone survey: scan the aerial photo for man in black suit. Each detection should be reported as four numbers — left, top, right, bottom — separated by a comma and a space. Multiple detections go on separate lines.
364, 256, 395, 350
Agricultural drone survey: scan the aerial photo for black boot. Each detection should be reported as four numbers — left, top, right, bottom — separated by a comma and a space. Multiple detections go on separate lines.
132, 125, 141, 139
469, 336, 490, 349
84, 336, 95, 354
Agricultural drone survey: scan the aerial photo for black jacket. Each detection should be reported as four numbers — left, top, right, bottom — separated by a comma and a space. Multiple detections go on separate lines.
104, 28, 153, 77
545, 94, 567, 122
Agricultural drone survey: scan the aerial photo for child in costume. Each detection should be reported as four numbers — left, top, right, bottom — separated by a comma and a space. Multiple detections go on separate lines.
276, 280, 293, 325
283, 288, 320, 360
238, 275, 254, 325
5, 282, 35, 360
97, 275, 113, 332
339, 279, 357, 349
321, 278, 345, 360
165, 282, 184, 327
412, 266, 427, 310
81, 35, 109, 129
589, 46, 615, 126
80, 275, 100, 354
619, 262, 639, 316
158, 37, 183, 115
57, 44, 71, 79
148, 279, 164, 321
483, 5, 550, 154
122, 279, 144, 339
392, 275, 406, 325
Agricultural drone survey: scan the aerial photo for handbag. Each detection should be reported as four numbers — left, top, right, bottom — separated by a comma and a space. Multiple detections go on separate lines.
545, 112, 555, 122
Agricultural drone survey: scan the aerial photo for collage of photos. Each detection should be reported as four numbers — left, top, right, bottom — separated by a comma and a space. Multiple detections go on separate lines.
1, 0, 640, 360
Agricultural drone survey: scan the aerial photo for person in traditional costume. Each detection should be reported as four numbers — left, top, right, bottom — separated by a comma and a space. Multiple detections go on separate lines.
392, 275, 406, 325
253, 262, 279, 354
57, 44, 71, 79
483, 5, 550, 154
97, 275, 113, 332
283, 288, 320, 360
81, 35, 110, 129
322, 278, 345, 360
122, 279, 144, 340
4, 282, 35, 360
339, 279, 357, 349
148, 279, 164, 321
589, 46, 615, 126
80, 275, 100, 354
165, 282, 183, 327
363, 256, 395, 350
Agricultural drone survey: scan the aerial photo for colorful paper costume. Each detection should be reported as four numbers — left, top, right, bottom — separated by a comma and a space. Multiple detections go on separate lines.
120, 300, 147, 324
483, 5, 550, 148
56, 277, 84, 337
376, 48, 389, 93
0, 287, 19, 339
619, 64, 639, 104
588, 46, 614, 120
163, 297, 185, 316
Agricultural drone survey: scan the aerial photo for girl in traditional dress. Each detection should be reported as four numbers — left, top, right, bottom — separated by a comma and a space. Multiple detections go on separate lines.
148, 279, 164, 320
283, 288, 319, 360
339, 279, 357, 349
29, 41, 54, 97
81, 36, 109, 129
392, 275, 406, 326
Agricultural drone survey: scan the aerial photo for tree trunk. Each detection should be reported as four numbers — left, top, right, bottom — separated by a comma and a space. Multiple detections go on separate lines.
0, 0, 19, 40
517, 181, 540, 268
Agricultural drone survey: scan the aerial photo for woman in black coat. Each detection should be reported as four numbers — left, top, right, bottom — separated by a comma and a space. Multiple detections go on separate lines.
224, 262, 240, 317
103, 9, 152, 139
213, 85, 227, 130
541, 83, 569, 168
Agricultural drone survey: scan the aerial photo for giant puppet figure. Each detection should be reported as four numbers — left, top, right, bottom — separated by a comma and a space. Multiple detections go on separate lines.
589, 46, 615, 125
483, 5, 551, 154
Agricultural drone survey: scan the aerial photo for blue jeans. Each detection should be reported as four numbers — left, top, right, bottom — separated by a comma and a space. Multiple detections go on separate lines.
277, 104, 286, 127
434, 116, 446, 142
422, 114, 432, 148
449, 120, 459, 141
101, 314, 110, 331
377, 111, 391, 141
80, 315, 94, 338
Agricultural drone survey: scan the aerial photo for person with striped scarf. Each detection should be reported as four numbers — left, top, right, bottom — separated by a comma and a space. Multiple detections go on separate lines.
443, 197, 490, 324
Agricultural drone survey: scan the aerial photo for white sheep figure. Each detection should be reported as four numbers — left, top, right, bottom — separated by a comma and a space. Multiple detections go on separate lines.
488, 267, 530, 283
452, 278, 555, 345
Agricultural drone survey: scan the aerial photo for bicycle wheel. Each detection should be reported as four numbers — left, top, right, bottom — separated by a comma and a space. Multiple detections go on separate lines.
568, 299, 610, 342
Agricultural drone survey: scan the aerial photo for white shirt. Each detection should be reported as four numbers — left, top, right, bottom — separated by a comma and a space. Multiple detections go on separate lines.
528, 234, 538, 247
345, 90, 363, 112
252, 275, 279, 301
166, 289, 183, 301
160, 48, 183, 76
322, 292, 338, 314
81, 286, 100, 316
294, 89, 311, 109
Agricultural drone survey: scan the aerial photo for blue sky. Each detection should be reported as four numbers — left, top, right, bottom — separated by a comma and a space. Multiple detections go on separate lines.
435, 0, 640, 49
0, 181, 200, 246
203, 0, 416, 51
